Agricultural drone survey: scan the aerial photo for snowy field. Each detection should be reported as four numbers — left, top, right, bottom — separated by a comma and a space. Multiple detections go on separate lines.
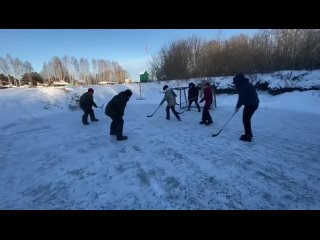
0, 76, 320, 209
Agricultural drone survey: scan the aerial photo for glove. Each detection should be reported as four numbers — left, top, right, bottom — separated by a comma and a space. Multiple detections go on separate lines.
235, 107, 239, 113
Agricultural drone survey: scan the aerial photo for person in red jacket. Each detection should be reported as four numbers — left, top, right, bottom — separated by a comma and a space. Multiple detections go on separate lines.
199, 82, 213, 125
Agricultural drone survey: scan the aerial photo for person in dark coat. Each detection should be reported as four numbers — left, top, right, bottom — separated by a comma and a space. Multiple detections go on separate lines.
233, 73, 260, 142
105, 89, 132, 141
159, 85, 181, 121
79, 88, 99, 125
188, 82, 201, 112
199, 82, 213, 125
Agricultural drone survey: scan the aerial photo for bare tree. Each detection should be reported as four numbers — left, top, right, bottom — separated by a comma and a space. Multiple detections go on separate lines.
70, 56, 79, 82
186, 36, 204, 78
52, 56, 65, 82
9, 57, 22, 86
40, 62, 53, 84
0, 55, 13, 86
62, 55, 72, 83
80, 58, 91, 84
23, 61, 33, 85
91, 59, 98, 84
149, 54, 165, 81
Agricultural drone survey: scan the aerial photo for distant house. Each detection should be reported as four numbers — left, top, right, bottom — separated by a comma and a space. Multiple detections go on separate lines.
140, 71, 149, 82
97, 81, 115, 85
52, 81, 69, 87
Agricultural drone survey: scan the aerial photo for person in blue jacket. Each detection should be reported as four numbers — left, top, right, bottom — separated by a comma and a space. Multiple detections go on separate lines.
233, 74, 260, 142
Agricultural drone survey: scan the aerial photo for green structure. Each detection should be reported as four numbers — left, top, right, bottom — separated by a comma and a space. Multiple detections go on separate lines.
140, 71, 149, 82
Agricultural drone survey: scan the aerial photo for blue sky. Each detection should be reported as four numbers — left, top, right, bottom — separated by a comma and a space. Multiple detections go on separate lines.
0, 29, 258, 81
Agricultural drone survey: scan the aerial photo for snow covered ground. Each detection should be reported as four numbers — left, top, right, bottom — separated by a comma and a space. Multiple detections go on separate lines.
0, 74, 320, 209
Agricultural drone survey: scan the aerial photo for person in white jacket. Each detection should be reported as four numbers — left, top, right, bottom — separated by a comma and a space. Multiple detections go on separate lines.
159, 85, 181, 121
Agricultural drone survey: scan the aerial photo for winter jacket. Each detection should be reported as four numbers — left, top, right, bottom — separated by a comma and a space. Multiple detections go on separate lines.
160, 88, 177, 107
105, 91, 129, 118
234, 78, 259, 108
80, 92, 97, 111
188, 84, 199, 100
200, 85, 213, 108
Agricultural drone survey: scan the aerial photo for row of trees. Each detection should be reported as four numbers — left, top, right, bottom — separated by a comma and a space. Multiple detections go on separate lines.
149, 29, 320, 81
0, 54, 130, 86
0, 54, 33, 86
41, 56, 130, 85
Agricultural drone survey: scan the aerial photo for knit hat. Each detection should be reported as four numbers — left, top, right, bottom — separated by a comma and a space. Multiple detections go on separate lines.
88, 88, 94, 93
124, 89, 132, 97
163, 85, 168, 91
233, 73, 246, 86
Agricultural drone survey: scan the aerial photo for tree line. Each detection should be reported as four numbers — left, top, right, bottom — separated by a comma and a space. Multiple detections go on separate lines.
41, 56, 129, 85
149, 29, 320, 81
0, 55, 129, 86
0, 54, 33, 86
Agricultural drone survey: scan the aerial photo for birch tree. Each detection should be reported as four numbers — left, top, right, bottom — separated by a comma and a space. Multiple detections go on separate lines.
0, 55, 13, 86
24, 61, 33, 85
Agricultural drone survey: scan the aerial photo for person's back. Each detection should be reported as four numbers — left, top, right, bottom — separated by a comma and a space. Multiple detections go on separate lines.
233, 74, 259, 142
105, 89, 132, 141
160, 85, 181, 121
235, 78, 259, 108
161, 87, 177, 107
188, 83, 200, 112
188, 83, 199, 99
80, 92, 93, 110
106, 91, 128, 118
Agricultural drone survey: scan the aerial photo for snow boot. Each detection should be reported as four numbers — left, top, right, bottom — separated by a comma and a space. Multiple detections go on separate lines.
240, 134, 252, 142
205, 120, 213, 125
117, 136, 128, 141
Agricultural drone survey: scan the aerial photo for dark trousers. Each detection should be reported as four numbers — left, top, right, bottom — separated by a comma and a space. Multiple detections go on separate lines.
188, 99, 200, 111
243, 104, 259, 136
202, 105, 213, 123
166, 106, 180, 120
82, 108, 96, 123
110, 117, 124, 137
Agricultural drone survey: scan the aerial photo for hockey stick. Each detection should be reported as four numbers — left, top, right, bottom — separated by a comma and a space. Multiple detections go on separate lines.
176, 96, 198, 106
212, 112, 237, 137
147, 105, 162, 117
177, 109, 189, 114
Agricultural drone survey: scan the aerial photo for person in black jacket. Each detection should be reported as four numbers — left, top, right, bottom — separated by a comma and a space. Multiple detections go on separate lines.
105, 89, 132, 141
79, 88, 99, 125
188, 82, 201, 112
233, 74, 260, 142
